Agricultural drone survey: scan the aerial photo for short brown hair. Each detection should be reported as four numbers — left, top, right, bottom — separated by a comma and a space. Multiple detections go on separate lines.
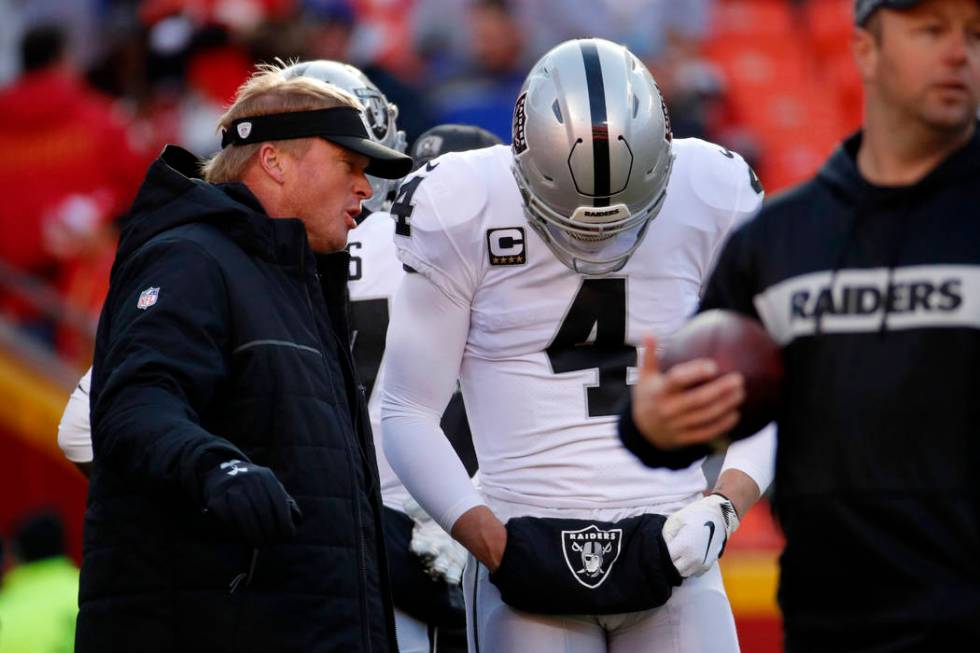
201, 62, 362, 183
865, 11, 884, 44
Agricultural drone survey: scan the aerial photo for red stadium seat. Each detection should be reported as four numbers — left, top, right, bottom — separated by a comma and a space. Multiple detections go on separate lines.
709, 0, 794, 43
703, 0, 862, 192
804, 0, 856, 60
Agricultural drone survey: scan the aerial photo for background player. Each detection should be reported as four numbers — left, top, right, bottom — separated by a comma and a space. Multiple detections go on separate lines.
382, 38, 774, 653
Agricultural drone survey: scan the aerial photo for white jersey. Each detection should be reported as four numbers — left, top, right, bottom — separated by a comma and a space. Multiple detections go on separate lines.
347, 210, 411, 512
59, 367, 94, 463
392, 141, 764, 512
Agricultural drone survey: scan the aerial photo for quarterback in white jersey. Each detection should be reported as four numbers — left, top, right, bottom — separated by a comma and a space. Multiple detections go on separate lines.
382, 39, 775, 653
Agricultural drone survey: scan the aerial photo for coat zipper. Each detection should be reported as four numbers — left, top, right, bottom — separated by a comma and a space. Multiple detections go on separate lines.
300, 250, 373, 652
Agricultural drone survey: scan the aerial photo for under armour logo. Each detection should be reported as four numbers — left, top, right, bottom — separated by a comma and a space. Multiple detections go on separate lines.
220, 460, 250, 477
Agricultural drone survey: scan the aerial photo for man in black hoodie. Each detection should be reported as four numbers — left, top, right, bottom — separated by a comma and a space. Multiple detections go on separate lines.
77, 64, 412, 652
620, 0, 980, 651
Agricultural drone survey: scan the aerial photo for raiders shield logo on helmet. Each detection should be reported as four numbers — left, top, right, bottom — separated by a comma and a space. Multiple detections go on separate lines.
512, 92, 528, 154
355, 88, 390, 141
561, 524, 622, 589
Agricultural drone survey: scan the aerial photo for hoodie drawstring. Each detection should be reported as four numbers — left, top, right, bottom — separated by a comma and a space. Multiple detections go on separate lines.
814, 203, 863, 337
878, 200, 914, 337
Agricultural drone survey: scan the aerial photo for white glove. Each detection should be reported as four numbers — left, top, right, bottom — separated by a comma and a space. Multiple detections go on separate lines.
404, 498, 468, 585
663, 494, 740, 578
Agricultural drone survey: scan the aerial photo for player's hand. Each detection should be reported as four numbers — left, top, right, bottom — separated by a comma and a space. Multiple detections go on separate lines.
631, 334, 745, 449
404, 498, 469, 584
663, 494, 740, 577
451, 505, 507, 572
202, 460, 303, 546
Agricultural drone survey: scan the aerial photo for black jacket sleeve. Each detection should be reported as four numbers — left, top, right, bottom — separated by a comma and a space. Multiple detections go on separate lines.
619, 221, 759, 469
91, 237, 247, 503
700, 221, 760, 318
618, 400, 712, 470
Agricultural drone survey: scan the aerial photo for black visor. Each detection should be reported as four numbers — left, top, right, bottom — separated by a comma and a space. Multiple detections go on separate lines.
220, 106, 413, 179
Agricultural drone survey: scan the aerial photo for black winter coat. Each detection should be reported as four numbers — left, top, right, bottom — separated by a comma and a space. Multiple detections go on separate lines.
77, 146, 397, 653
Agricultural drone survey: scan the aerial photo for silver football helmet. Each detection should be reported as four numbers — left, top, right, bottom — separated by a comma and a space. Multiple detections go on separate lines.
282, 60, 408, 213
512, 38, 674, 274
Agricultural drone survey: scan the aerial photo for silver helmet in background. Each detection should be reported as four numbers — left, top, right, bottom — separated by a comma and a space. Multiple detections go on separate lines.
512, 38, 674, 274
282, 60, 408, 213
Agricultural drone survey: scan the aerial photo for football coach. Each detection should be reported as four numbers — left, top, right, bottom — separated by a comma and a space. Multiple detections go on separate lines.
620, 1, 980, 651
77, 64, 411, 653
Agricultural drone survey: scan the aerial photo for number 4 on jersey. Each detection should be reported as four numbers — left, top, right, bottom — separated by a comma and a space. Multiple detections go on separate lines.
391, 175, 424, 237
545, 278, 637, 417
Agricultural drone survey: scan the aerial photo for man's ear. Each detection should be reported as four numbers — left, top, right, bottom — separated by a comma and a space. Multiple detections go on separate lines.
257, 143, 287, 184
852, 25, 879, 83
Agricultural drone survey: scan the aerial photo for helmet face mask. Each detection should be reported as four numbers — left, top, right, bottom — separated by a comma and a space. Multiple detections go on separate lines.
282, 60, 408, 212
511, 38, 674, 274
514, 159, 670, 275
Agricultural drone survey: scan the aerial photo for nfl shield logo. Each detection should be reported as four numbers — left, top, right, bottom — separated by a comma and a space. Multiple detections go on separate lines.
137, 287, 160, 310
561, 524, 623, 589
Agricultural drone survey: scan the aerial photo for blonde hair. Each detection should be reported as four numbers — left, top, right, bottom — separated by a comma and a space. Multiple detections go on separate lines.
201, 62, 362, 184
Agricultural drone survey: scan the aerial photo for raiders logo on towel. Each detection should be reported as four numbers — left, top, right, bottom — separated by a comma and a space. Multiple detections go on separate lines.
490, 513, 679, 615
561, 524, 622, 589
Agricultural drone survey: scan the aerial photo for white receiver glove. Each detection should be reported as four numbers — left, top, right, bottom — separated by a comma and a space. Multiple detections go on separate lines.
404, 497, 469, 585
663, 494, 740, 578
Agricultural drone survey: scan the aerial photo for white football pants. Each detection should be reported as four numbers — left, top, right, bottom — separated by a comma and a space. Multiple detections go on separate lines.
395, 608, 431, 653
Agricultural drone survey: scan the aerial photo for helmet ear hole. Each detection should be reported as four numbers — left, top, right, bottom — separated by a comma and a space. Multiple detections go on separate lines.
552, 99, 563, 123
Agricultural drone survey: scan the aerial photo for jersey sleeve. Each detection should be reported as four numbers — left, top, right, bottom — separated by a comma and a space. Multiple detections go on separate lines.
391, 153, 489, 306
684, 139, 765, 284
720, 422, 776, 494
58, 367, 94, 463
674, 139, 764, 317
381, 272, 484, 532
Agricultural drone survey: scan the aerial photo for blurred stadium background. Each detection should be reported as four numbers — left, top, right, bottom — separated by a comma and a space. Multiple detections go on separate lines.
0, 0, 863, 650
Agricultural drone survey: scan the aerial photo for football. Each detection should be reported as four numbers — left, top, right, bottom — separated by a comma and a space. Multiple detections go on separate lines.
660, 309, 783, 442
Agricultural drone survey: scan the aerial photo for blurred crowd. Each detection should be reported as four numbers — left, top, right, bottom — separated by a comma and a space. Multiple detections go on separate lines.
0, 0, 861, 365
